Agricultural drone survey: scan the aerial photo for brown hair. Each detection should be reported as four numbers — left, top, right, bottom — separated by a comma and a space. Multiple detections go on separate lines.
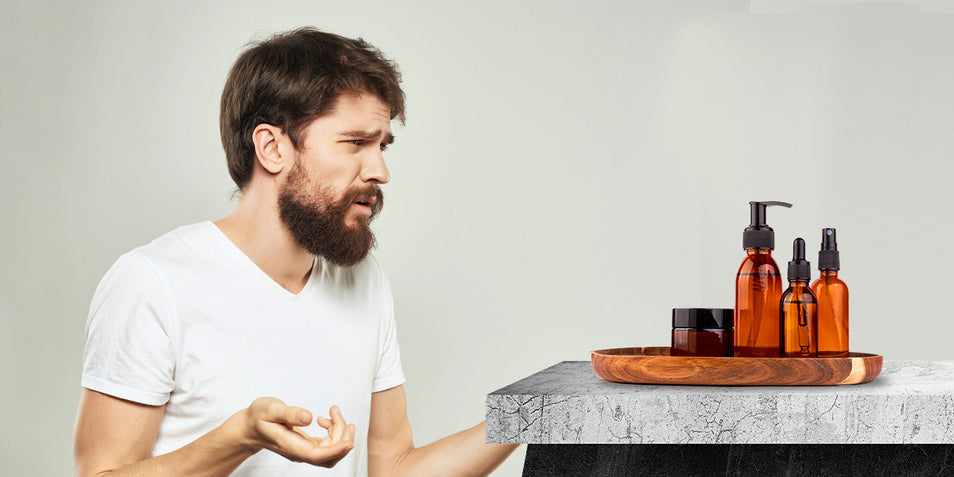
220, 27, 405, 191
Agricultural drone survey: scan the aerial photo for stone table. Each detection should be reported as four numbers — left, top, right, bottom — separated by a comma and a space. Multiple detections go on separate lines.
486, 360, 954, 476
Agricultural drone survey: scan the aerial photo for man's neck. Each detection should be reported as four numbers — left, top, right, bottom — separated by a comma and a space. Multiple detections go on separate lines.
213, 191, 314, 295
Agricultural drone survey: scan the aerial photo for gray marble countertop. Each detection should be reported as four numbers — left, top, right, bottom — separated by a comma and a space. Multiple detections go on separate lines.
486, 360, 954, 444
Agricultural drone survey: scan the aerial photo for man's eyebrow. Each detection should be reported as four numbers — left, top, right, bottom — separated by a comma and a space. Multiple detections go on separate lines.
338, 129, 395, 144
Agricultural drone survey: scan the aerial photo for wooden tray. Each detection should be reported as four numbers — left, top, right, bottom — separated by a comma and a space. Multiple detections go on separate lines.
591, 347, 883, 386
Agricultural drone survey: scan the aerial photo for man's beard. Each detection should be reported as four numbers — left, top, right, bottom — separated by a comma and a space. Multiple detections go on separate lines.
278, 163, 384, 267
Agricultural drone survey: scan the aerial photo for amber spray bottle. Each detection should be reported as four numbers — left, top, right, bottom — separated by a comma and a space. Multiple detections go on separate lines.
811, 228, 849, 357
735, 201, 792, 357
780, 238, 818, 358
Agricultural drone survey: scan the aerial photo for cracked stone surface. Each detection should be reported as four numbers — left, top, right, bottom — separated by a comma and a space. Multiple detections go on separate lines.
486, 360, 954, 444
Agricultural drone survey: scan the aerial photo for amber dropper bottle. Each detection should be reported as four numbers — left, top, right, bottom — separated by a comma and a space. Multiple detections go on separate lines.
734, 201, 792, 357
811, 228, 849, 357
780, 238, 818, 358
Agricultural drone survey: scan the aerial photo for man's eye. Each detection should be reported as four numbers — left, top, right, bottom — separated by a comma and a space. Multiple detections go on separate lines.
349, 140, 363, 146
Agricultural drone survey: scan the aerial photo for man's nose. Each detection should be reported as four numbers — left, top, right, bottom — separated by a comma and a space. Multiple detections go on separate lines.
361, 150, 390, 184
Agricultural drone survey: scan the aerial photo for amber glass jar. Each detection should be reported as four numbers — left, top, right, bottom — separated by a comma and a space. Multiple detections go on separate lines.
671, 308, 734, 357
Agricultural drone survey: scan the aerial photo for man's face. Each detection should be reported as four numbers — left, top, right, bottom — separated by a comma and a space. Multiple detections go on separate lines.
278, 92, 392, 266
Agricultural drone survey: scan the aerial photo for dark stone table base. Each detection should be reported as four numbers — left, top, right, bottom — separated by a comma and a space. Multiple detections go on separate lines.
522, 444, 954, 477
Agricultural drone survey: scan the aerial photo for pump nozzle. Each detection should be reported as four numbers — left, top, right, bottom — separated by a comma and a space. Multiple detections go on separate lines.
743, 201, 793, 250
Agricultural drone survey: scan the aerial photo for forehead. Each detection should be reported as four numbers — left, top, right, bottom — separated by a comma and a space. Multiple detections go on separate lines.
305, 92, 392, 137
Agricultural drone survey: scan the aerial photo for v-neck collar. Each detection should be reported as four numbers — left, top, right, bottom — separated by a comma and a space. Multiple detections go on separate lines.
205, 221, 318, 299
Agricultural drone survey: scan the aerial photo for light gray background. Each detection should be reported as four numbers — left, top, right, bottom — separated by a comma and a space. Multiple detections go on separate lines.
2, 1, 953, 475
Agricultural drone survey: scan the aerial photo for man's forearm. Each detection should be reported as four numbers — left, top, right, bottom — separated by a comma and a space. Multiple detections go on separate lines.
390, 421, 519, 477
77, 396, 354, 477
80, 414, 257, 477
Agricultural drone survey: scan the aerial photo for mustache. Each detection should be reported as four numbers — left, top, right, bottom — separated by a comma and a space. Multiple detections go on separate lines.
340, 184, 384, 217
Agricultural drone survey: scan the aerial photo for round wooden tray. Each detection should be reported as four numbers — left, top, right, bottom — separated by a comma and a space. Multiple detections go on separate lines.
591, 347, 883, 386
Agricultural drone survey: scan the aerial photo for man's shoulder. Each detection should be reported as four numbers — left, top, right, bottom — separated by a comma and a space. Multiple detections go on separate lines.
130, 221, 218, 263
105, 221, 221, 284
93, 221, 231, 303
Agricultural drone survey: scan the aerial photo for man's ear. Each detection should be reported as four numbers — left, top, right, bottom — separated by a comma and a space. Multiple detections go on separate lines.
252, 124, 288, 174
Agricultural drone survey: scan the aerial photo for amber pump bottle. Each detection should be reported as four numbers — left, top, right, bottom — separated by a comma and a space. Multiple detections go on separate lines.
734, 201, 792, 357
811, 228, 849, 357
781, 238, 818, 358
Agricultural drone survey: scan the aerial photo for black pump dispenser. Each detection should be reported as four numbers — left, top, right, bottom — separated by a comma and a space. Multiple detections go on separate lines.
818, 228, 840, 271
788, 238, 811, 281
743, 201, 793, 250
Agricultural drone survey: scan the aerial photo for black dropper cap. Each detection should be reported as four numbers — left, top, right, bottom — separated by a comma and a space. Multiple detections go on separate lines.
788, 237, 812, 281
743, 201, 793, 250
818, 228, 840, 271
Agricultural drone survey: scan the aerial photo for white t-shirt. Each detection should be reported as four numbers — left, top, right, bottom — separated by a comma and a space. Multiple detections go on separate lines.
82, 221, 405, 476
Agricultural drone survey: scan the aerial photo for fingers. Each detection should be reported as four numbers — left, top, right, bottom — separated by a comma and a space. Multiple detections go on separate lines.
246, 397, 316, 454
315, 406, 345, 440
254, 397, 312, 427
272, 422, 354, 467
246, 398, 355, 467
289, 408, 313, 427
329, 405, 346, 442
316, 407, 355, 447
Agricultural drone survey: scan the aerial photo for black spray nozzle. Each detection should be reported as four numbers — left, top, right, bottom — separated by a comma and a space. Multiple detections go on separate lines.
743, 201, 793, 250
788, 237, 812, 281
818, 227, 840, 271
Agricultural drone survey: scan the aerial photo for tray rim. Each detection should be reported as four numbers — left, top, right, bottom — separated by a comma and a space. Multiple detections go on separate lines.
591, 346, 884, 386
592, 346, 881, 360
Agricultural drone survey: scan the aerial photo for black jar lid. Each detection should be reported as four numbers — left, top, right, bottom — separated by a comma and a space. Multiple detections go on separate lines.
672, 308, 733, 330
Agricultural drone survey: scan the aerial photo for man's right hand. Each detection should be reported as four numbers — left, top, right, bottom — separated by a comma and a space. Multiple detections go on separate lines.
235, 397, 356, 467
75, 389, 355, 477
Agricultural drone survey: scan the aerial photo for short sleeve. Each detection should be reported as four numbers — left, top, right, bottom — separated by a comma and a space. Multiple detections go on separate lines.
371, 267, 405, 393
82, 252, 176, 405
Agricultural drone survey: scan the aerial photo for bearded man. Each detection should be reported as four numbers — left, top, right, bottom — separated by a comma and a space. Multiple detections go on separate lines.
73, 27, 518, 477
